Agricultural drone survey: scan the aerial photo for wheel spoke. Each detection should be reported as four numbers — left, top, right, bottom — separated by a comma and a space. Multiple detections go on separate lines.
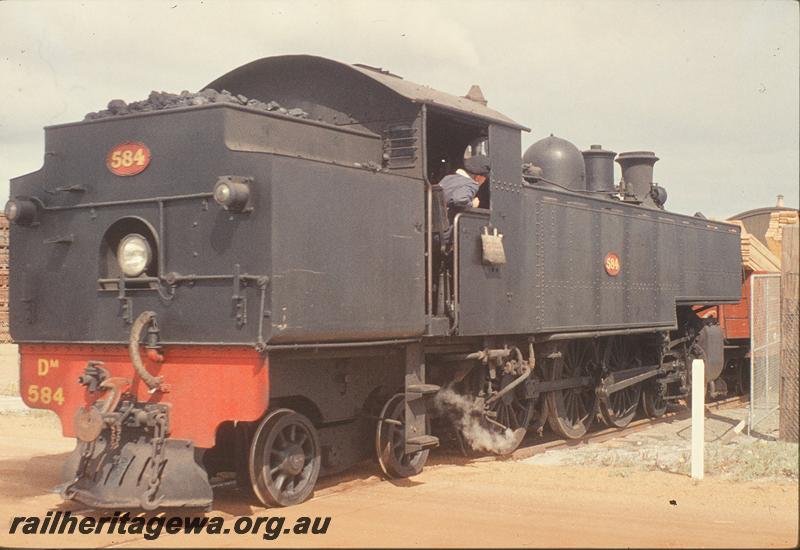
569, 396, 578, 423
565, 392, 574, 421
570, 393, 579, 424
574, 345, 584, 371
506, 404, 515, 427
578, 396, 587, 421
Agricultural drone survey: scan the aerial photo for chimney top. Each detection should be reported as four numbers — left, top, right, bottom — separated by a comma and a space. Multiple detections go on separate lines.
464, 85, 487, 106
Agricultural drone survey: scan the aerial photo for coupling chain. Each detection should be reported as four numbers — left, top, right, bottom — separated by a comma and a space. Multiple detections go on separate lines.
141, 409, 169, 510
110, 421, 121, 450
108, 401, 135, 451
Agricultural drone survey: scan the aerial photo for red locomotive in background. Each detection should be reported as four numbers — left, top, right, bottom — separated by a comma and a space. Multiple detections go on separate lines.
700, 201, 798, 398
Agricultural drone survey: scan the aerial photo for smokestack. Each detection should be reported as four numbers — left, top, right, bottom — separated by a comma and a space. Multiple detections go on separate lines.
616, 151, 659, 200
777, 194, 785, 207
582, 144, 616, 193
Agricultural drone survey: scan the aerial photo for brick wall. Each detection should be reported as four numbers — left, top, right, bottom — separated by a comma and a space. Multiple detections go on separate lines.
0, 214, 8, 343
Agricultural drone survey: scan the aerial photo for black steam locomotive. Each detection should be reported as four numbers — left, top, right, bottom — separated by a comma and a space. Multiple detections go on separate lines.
7, 55, 742, 509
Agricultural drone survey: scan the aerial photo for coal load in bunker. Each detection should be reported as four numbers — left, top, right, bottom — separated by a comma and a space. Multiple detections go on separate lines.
6, 55, 742, 509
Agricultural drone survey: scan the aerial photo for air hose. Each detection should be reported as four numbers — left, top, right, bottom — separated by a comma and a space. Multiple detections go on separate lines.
129, 310, 163, 391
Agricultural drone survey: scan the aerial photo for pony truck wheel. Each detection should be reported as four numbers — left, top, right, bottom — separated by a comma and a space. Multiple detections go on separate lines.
249, 409, 321, 507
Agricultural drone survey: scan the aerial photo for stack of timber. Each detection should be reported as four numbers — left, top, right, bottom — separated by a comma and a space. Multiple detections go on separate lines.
0, 214, 8, 343
765, 209, 800, 260
726, 219, 781, 272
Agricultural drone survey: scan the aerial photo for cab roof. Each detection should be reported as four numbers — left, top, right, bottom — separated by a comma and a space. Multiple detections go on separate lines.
206, 54, 529, 131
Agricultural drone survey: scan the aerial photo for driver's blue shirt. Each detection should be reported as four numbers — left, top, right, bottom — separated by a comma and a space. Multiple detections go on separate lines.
437, 169, 479, 246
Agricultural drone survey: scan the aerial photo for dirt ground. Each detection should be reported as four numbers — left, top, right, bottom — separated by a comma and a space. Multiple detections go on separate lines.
0, 409, 797, 548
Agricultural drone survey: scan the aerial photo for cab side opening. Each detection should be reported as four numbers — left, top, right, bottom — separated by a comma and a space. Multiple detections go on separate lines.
424, 108, 491, 324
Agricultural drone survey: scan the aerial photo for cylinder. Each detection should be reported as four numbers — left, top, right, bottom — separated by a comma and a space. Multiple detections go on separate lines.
616, 151, 659, 200
522, 134, 586, 192
582, 144, 616, 193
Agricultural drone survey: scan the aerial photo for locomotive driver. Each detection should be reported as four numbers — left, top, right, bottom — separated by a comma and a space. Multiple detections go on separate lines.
438, 154, 491, 247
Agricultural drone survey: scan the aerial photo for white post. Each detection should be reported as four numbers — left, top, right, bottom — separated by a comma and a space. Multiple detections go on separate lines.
691, 359, 705, 480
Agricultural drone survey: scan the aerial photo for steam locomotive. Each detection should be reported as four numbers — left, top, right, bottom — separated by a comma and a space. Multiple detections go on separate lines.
7, 55, 742, 509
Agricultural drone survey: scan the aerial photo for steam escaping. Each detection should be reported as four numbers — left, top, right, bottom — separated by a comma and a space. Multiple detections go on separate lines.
434, 386, 525, 455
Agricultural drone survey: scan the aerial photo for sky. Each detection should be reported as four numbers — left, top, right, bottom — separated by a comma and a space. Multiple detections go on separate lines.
1, 0, 798, 218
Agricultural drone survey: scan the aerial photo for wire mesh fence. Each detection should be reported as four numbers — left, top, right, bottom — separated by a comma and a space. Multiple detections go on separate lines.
780, 296, 799, 442
779, 225, 799, 442
749, 274, 782, 434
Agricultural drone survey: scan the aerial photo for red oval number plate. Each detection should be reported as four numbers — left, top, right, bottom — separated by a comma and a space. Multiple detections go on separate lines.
106, 142, 151, 176
604, 252, 621, 276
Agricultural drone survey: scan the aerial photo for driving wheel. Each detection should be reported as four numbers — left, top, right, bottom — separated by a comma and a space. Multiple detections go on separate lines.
546, 339, 599, 439
599, 336, 642, 428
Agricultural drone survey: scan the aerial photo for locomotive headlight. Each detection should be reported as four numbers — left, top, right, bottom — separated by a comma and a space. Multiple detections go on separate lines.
4, 201, 16, 220
117, 234, 152, 277
213, 176, 252, 212
4, 198, 38, 225
214, 183, 231, 204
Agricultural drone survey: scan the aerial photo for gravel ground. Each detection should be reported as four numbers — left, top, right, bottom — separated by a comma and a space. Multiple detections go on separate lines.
525, 406, 799, 483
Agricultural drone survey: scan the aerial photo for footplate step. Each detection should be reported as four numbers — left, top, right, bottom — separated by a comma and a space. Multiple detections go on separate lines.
406, 434, 439, 452
406, 383, 440, 397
